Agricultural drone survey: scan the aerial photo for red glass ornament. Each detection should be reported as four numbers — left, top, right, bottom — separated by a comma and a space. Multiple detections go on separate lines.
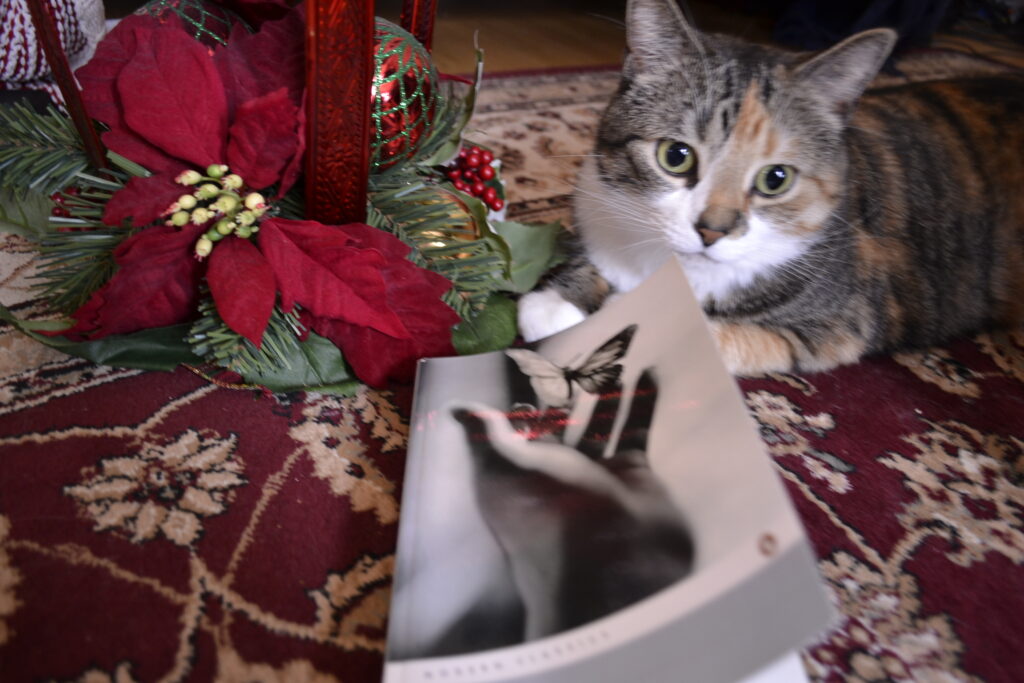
370, 19, 438, 170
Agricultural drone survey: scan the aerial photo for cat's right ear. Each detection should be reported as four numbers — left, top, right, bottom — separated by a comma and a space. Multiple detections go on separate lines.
792, 28, 897, 116
624, 0, 701, 73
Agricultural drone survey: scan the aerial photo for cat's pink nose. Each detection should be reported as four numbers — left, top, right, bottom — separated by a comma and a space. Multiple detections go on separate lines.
695, 207, 744, 246
697, 227, 726, 246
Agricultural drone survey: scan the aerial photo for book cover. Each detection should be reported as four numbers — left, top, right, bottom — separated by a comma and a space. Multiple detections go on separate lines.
383, 259, 833, 683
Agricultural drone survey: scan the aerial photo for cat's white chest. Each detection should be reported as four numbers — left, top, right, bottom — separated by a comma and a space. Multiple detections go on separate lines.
573, 159, 672, 293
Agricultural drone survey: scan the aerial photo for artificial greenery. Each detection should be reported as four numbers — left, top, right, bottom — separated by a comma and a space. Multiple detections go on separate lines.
0, 104, 154, 313
187, 295, 359, 393
0, 101, 92, 198
189, 295, 305, 375
367, 180, 508, 317
34, 170, 143, 313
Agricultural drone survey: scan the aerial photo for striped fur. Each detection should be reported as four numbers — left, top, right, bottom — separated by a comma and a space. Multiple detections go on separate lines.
518, 0, 1024, 375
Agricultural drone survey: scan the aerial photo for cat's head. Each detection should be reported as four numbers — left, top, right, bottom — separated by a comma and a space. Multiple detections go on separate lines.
579, 0, 895, 296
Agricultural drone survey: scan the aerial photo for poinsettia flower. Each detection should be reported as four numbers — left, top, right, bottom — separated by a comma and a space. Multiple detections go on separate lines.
76, 9, 305, 227
207, 218, 460, 385
58, 3, 461, 387
50, 223, 207, 339
204, 218, 460, 386
55, 217, 459, 387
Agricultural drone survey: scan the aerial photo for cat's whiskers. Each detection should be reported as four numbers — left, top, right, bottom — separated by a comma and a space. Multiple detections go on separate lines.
572, 201, 656, 227
572, 199, 654, 224
570, 184, 658, 223
620, 235, 669, 253
578, 211, 660, 236
573, 199, 663, 235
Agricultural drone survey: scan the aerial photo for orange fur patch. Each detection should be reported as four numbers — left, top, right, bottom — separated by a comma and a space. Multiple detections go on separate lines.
709, 321, 795, 375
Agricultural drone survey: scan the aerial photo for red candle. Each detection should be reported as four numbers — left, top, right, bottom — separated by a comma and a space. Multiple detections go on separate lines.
401, 0, 437, 52
304, 0, 375, 225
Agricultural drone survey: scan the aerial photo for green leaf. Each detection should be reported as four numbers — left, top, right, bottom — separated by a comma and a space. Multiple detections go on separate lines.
491, 219, 567, 293
238, 332, 360, 395
60, 325, 201, 370
0, 187, 53, 237
1, 303, 359, 394
106, 150, 151, 178
451, 293, 518, 355
454, 188, 511, 262
0, 304, 200, 371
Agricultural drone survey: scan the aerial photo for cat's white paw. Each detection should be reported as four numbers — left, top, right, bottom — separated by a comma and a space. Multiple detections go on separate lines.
517, 289, 586, 342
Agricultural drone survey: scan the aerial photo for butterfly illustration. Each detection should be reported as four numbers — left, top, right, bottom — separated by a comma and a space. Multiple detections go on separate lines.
505, 325, 638, 408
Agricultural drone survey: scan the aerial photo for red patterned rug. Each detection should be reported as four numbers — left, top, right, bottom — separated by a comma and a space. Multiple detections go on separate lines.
2, 50, 1023, 682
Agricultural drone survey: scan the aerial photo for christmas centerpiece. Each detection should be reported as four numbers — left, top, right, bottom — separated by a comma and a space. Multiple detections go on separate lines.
0, 0, 564, 394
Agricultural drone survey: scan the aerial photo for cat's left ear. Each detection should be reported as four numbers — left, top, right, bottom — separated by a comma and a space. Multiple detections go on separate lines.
792, 28, 897, 115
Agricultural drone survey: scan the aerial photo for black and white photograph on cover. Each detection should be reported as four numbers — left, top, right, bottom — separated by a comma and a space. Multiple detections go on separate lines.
384, 260, 833, 683
448, 326, 696, 648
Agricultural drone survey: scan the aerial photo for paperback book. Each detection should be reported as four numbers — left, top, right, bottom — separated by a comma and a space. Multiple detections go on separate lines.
383, 259, 833, 683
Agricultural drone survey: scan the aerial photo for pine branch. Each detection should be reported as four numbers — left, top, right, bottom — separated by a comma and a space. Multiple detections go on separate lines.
274, 184, 306, 220
366, 178, 508, 317
30, 168, 135, 313
0, 102, 92, 197
188, 296, 307, 376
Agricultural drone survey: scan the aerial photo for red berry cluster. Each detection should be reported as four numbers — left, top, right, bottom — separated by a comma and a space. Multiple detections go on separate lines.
49, 187, 80, 218
446, 145, 505, 212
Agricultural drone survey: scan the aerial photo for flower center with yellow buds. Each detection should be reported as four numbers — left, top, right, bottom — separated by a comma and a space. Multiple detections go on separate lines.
167, 165, 270, 259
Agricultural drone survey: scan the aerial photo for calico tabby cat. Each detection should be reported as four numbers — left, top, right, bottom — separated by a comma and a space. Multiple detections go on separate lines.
518, 0, 1024, 375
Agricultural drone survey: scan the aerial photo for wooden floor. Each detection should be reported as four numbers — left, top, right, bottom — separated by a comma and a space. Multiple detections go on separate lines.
103, 0, 1024, 74
376, 0, 628, 74
376, 0, 782, 74
376, 0, 1023, 75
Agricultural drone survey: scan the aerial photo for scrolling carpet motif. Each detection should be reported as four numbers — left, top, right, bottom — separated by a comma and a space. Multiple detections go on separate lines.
1, 50, 1023, 681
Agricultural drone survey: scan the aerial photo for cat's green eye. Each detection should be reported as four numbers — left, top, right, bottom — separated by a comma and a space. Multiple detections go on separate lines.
656, 140, 697, 176
753, 164, 797, 196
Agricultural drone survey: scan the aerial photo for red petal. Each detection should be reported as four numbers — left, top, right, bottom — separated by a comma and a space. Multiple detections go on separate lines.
117, 26, 228, 168
57, 224, 206, 339
207, 237, 277, 346
226, 88, 299, 190
330, 220, 413, 260
303, 253, 458, 386
276, 98, 305, 197
77, 14, 161, 132
214, 7, 305, 120
102, 171, 187, 227
258, 219, 410, 339
78, 15, 181, 174
100, 130, 180, 175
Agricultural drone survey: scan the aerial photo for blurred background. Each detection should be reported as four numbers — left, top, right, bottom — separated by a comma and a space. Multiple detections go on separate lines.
98, 0, 1023, 73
